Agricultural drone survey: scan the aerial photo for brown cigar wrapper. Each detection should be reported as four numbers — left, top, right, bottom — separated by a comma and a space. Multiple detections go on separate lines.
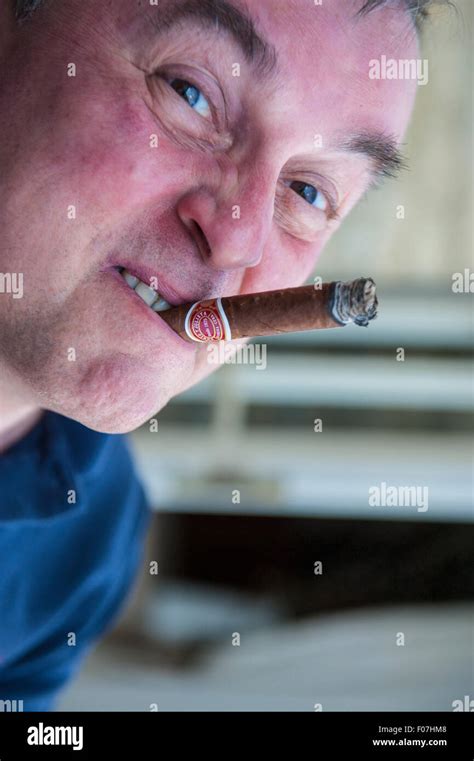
159, 284, 342, 343
222, 284, 338, 337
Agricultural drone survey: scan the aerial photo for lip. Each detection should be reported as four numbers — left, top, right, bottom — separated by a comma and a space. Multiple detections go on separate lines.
113, 263, 200, 307
109, 268, 197, 353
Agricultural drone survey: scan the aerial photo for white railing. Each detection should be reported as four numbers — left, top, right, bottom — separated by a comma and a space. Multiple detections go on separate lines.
131, 290, 473, 523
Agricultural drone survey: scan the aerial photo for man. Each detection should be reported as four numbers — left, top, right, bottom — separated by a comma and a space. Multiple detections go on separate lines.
0, 0, 437, 710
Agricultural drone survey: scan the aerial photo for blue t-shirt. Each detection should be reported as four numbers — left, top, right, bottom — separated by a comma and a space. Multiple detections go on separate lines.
0, 412, 151, 711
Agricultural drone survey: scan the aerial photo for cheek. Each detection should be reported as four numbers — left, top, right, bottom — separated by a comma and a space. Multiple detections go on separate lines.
73, 112, 157, 211
55, 93, 197, 226
240, 230, 328, 293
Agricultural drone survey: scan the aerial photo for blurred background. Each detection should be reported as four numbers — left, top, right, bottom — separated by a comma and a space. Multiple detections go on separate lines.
60, 0, 473, 711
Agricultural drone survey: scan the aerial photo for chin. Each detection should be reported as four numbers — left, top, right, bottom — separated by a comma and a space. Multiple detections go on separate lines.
72, 405, 162, 435
45, 355, 177, 434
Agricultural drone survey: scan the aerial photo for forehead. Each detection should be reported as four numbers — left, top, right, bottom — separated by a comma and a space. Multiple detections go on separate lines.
241, 0, 420, 142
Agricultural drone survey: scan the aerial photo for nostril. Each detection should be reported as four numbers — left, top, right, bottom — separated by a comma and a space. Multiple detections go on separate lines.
191, 221, 212, 259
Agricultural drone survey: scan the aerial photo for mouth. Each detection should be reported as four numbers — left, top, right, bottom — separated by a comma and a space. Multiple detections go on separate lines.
111, 266, 198, 353
114, 266, 174, 312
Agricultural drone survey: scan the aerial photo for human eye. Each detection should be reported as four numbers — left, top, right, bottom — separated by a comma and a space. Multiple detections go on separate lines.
146, 63, 231, 151
274, 172, 340, 241
289, 180, 328, 211
168, 78, 212, 120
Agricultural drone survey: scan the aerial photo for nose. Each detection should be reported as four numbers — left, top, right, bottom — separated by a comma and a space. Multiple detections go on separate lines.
177, 161, 275, 272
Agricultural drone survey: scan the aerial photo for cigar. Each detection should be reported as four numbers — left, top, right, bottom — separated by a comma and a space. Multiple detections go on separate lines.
159, 277, 377, 343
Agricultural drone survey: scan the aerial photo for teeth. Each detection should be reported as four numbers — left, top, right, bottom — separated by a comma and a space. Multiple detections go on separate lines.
119, 268, 172, 311
135, 281, 159, 306
152, 297, 172, 312
123, 271, 139, 288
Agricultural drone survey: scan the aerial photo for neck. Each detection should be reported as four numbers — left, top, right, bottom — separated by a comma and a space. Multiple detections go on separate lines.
0, 367, 43, 453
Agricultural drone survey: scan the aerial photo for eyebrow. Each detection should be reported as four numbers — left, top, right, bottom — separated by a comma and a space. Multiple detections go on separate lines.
146, 0, 278, 78
341, 131, 407, 181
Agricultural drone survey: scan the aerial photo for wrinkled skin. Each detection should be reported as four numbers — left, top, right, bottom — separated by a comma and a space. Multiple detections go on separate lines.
0, 0, 418, 437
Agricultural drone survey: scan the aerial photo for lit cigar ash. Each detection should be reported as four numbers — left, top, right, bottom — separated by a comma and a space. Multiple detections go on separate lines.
330, 277, 378, 327
159, 277, 378, 343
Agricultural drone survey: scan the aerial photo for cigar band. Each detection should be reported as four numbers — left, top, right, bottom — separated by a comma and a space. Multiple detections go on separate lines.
184, 298, 232, 343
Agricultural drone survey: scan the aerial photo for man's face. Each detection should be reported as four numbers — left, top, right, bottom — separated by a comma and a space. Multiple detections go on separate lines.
0, 0, 418, 432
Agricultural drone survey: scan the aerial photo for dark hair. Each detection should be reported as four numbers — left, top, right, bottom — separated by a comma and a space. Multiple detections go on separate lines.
15, 0, 43, 20
357, 0, 449, 31
15, 0, 450, 29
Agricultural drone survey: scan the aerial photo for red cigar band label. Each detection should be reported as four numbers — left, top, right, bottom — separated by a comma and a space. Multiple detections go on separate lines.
184, 298, 232, 343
